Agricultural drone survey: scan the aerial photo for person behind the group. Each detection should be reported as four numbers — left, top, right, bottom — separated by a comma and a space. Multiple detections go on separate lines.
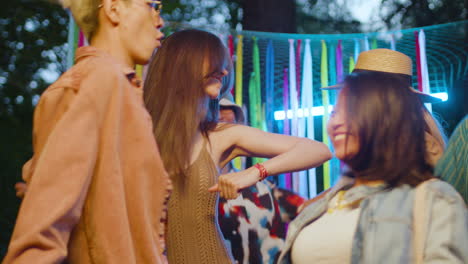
143, 29, 332, 264
3, 0, 171, 263
216, 95, 305, 264
278, 49, 468, 264
435, 115, 468, 203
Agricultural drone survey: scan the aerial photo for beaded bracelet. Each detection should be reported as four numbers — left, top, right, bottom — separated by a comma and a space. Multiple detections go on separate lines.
253, 163, 268, 181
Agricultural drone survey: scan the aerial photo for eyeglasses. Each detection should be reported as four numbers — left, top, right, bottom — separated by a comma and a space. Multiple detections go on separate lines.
97, 1, 162, 13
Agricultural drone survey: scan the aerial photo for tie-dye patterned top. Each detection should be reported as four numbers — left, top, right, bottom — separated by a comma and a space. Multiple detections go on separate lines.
218, 177, 305, 264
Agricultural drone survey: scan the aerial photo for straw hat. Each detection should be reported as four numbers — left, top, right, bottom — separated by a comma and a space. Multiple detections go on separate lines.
322, 49, 441, 103
219, 94, 245, 124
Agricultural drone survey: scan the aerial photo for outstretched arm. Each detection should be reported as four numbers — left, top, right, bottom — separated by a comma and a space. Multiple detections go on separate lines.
209, 125, 332, 199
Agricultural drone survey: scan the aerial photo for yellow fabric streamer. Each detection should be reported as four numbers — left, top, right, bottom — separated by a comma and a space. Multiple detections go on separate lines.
135, 65, 143, 79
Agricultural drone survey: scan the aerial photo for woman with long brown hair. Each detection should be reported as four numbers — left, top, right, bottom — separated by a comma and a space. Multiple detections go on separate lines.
277, 49, 467, 264
144, 29, 332, 263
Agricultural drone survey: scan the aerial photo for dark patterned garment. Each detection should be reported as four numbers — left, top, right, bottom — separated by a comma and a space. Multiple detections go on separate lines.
218, 179, 305, 264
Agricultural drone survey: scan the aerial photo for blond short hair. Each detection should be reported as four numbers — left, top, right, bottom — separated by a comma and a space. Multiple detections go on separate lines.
58, 0, 100, 40
59, 0, 128, 41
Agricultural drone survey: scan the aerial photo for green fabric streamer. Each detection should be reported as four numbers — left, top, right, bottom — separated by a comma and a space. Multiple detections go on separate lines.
371, 38, 378, 49
248, 70, 264, 165
248, 72, 257, 128
252, 37, 263, 131
349, 57, 355, 73
320, 40, 331, 190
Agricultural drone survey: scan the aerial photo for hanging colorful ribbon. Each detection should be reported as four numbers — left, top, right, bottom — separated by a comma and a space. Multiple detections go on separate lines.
371, 38, 378, 50
282, 67, 291, 189
66, 12, 76, 68
415, 31, 423, 92
336, 40, 344, 83
235, 35, 243, 106
329, 41, 344, 186
302, 39, 316, 197
321, 40, 331, 190
233, 35, 247, 170
251, 37, 265, 165
136, 65, 144, 79
297, 102, 307, 196
349, 57, 355, 73
253, 37, 263, 129
228, 35, 234, 59
328, 41, 337, 192
296, 39, 308, 198
296, 39, 302, 100
227, 35, 235, 96
328, 43, 337, 86
78, 30, 87, 48
282, 68, 290, 138
265, 40, 275, 132
390, 34, 396, 51
288, 39, 300, 193
419, 30, 432, 112
248, 72, 257, 128
353, 38, 360, 63
288, 39, 299, 137
363, 36, 370, 51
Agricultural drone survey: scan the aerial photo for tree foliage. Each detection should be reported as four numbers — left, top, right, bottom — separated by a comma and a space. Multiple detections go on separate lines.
380, 0, 467, 29
297, 0, 362, 33
0, 0, 68, 257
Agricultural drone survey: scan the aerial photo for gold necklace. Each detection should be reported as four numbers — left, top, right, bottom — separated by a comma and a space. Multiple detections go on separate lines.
327, 191, 363, 214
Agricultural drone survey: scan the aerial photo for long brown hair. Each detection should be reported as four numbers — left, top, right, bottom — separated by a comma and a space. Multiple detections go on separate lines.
144, 29, 233, 179
341, 70, 433, 187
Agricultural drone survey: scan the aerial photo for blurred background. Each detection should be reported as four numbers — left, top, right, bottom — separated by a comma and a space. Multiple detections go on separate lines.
0, 0, 466, 258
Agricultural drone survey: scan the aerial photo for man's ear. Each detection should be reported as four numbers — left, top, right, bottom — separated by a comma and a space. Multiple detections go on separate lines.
101, 0, 121, 25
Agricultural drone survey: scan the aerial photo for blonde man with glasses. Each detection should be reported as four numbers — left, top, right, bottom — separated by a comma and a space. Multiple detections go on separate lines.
3, 0, 171, 263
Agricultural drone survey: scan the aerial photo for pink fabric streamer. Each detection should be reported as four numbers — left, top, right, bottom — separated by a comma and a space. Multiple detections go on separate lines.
228, 35, 234, 59
78, 30, 87, 47
415, 31, 423, 92
283, 67, 292, 189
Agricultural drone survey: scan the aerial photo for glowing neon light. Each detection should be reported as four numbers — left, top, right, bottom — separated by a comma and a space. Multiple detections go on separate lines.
274, 92, 448, 120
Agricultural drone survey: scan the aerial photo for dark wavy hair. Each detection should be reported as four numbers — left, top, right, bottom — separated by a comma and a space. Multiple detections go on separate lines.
144, 29, 233, 179
341, 70, 433, 187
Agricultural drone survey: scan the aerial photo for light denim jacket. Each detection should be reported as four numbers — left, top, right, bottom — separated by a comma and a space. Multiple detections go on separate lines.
277, 179, 468, 264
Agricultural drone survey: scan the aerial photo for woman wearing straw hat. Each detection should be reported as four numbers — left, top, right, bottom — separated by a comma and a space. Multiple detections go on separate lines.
143, 29, 332, 264
277, 49, 467, 264
4, 0, 171, 263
